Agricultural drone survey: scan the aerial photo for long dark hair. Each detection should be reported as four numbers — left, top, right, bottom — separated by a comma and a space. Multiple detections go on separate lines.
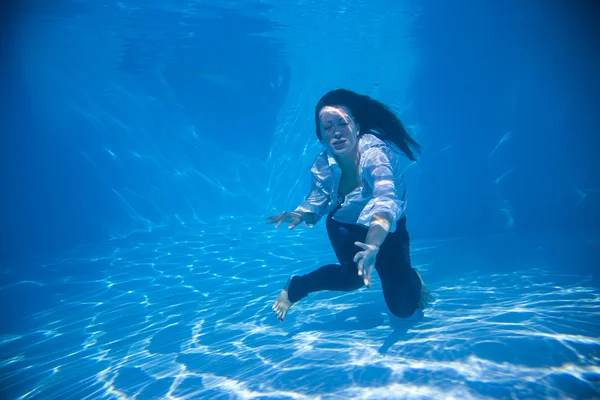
314, 88, 421, 161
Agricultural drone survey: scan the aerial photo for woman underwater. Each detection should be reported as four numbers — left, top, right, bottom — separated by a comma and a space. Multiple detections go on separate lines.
267, 88, 431, 322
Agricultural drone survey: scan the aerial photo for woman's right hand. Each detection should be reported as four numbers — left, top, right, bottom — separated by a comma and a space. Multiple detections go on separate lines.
266, 211, 304, 230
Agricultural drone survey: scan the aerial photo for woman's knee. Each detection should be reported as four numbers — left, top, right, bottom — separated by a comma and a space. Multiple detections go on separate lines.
391, 306, 417, 319
387, 301, 418, 318
383, 284, 420, 318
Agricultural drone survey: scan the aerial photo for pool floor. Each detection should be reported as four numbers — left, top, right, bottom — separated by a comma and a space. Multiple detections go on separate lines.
1, 219, 599, 399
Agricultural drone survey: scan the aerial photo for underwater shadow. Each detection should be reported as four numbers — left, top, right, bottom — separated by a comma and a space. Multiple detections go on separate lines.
286, 302, 425, 355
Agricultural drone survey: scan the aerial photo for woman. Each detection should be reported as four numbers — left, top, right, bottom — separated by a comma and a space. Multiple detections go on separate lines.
267, 88, 431, 322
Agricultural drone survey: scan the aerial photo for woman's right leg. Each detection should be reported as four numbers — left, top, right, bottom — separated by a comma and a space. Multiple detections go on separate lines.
287, 263, 365, 303
286, 213, 366, 303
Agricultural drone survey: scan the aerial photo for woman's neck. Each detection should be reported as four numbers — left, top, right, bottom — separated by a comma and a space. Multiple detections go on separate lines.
335, 147, 360, 174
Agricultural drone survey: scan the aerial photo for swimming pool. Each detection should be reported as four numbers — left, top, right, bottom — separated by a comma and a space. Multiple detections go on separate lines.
2, 0, 598, 398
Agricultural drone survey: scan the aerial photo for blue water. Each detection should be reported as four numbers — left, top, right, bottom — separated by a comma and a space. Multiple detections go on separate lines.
1, 226, 599, 398
2, 0, 599, 399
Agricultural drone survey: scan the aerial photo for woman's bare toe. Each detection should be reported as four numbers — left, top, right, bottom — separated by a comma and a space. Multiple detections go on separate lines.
272, 277, 294, 322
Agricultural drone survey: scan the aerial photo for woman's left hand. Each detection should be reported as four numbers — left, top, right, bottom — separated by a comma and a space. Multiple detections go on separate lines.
353, 242, 379, 288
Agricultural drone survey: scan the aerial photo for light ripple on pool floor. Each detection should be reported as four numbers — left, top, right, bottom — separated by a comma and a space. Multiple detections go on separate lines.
1, 220, 599, 399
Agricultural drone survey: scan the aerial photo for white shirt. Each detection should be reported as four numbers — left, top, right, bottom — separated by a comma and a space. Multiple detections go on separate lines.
295, 133, 408, 233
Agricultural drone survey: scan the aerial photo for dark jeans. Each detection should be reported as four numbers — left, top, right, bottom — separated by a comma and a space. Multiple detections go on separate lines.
287, 209, 422, 318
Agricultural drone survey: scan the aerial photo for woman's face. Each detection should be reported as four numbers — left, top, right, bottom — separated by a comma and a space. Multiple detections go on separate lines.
319, 105, 360, 157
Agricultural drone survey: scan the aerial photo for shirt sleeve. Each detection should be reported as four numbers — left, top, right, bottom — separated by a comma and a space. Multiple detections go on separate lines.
294, 172, 331, 227
356, 145, 406, 233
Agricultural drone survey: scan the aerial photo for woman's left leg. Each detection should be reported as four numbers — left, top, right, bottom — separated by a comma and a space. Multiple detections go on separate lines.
375, 217, 423, 318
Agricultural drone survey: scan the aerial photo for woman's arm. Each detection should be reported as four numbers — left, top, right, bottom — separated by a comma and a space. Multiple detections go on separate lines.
354, 212, 391, 288
293, 210, 318, 225
357, 146, 406, 233
365, 212, 392, 248
294, 166, 332, 227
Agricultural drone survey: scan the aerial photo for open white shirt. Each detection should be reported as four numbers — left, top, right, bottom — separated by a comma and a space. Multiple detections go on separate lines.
295, 133, 408, 233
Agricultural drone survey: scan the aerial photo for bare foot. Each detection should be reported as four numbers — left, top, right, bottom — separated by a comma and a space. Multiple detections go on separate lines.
415, 269, 433, 309
272, 276, 293, 322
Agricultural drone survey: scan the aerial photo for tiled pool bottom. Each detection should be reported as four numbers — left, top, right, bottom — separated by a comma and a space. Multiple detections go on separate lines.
1, 220, 599, 399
